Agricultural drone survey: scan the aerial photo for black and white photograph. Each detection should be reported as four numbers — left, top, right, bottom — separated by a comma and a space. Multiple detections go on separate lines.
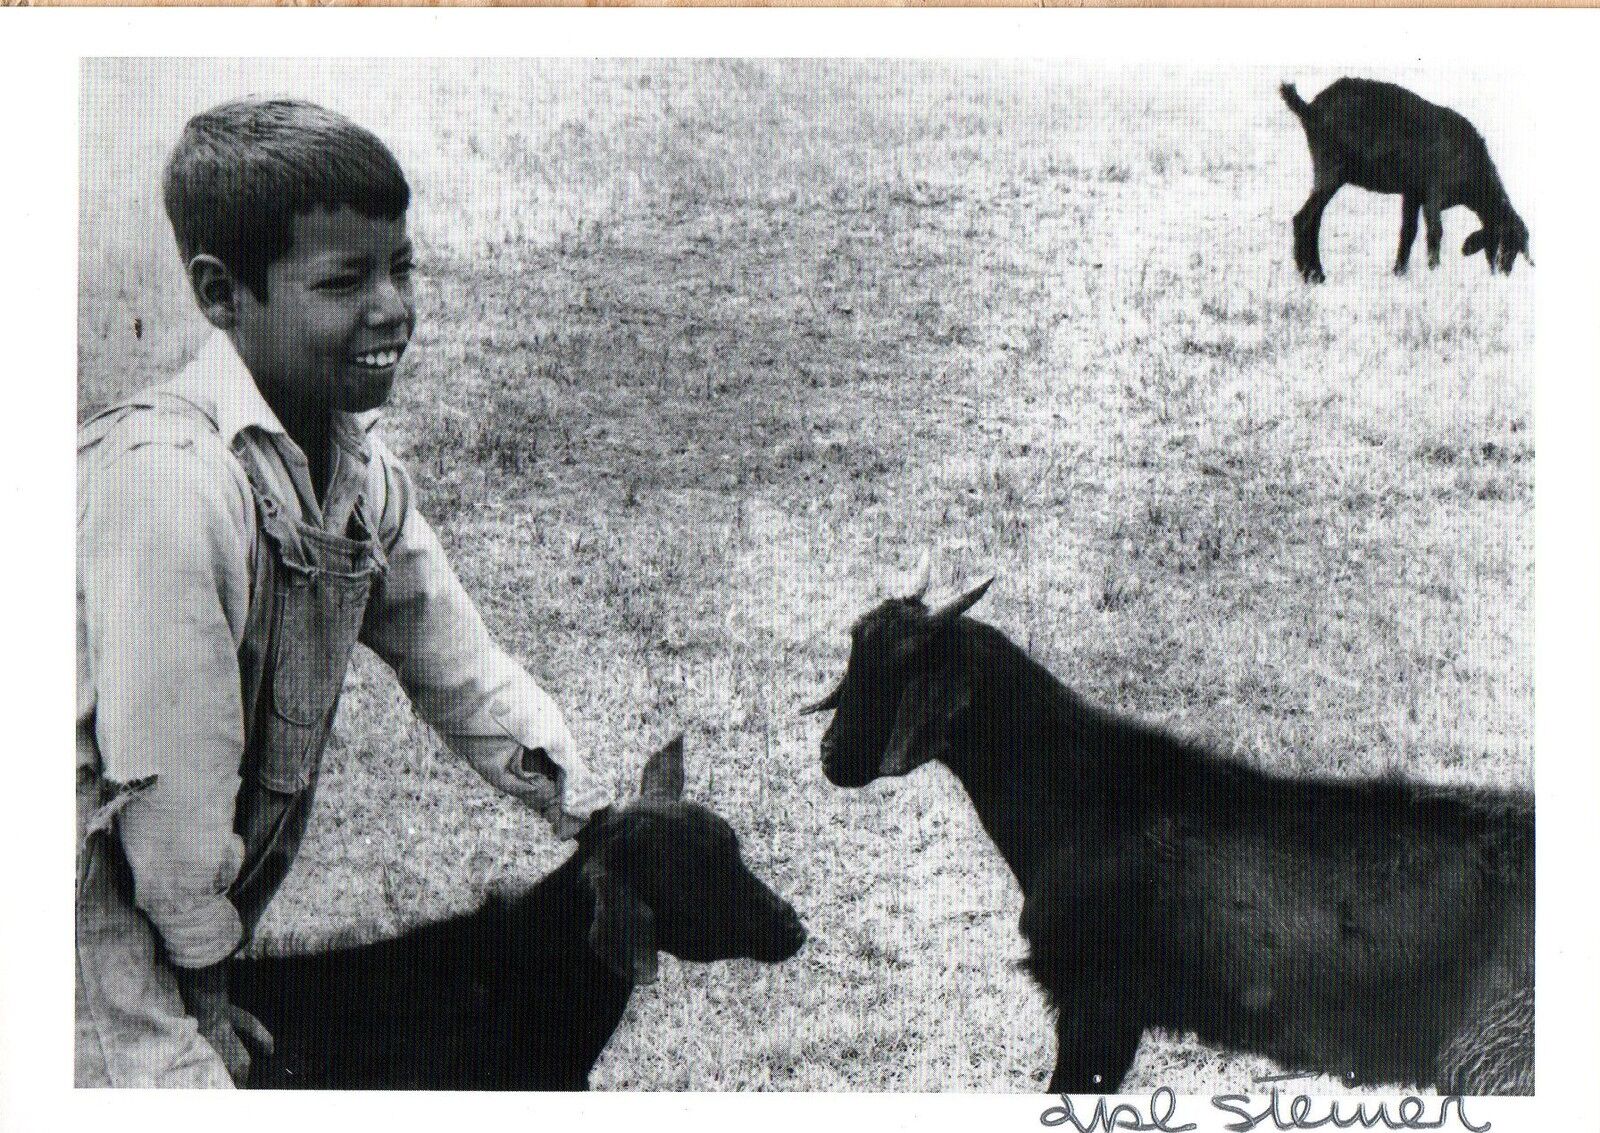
6, 11, 1599, 1131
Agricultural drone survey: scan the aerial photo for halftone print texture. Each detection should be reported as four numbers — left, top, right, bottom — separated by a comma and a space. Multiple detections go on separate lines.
80, 58, 1532, 1092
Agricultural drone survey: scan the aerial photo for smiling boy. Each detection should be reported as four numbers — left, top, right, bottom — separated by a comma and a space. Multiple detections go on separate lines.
76, 98, 608, 1088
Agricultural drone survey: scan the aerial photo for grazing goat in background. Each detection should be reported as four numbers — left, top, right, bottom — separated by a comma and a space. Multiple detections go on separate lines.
230, 737, 807, 1090
803, 569, 1533, 1095
1281, 77, 1531, 281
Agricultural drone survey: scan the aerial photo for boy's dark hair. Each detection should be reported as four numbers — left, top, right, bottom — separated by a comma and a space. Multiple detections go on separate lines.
162, 98, 411, 301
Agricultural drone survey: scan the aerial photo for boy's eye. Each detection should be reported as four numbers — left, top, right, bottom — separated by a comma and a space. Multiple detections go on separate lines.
317, 274, 361, 292
393, 259, 416, 279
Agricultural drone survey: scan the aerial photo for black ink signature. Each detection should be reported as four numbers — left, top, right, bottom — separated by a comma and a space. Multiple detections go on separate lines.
1210, 1091, 1490, 1132
1041, 1086, 1196, 1132
1039, 1087, 1491, 1133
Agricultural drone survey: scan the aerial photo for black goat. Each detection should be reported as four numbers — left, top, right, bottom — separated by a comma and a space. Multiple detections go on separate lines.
804, 576, 1533, 1095
229, 737, 807, 1090
1281, 77, 1530, 281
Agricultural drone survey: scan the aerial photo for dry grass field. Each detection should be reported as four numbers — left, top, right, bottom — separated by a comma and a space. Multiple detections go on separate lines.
79, 59, 1533, 1092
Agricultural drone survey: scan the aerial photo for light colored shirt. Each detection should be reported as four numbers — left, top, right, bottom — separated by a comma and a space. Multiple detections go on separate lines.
77, 333, 609, 968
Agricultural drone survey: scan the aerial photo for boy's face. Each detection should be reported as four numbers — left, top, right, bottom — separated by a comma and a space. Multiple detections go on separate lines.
230, 206, 416, 418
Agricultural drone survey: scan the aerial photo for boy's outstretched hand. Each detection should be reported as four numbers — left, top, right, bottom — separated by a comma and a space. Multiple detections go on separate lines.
515, 743, 588, 840
173, 962, 274, 1086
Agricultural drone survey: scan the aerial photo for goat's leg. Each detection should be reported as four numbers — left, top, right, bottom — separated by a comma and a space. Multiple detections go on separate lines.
1292, 180, 1340, 283
1046, 999, 1144, 1094
1394, 194, 1422, 275
1424, 192, 1445, 269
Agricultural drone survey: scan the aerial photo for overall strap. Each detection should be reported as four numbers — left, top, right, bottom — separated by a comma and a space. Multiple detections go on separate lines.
347, 493, 390, 575
230, 436, 323, 570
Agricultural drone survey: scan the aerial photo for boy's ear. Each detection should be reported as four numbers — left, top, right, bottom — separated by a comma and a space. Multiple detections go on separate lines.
187, 255, 241, 330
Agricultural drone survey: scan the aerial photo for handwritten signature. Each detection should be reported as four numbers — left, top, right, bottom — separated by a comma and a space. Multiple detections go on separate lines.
1039, 1085, 1491, 1132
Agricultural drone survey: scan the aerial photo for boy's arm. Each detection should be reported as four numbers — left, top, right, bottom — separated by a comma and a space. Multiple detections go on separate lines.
358, 446, 610, 834
81, 440, 253, 969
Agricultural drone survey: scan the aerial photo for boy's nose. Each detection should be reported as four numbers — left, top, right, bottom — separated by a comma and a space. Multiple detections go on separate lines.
367, 282, 412, 329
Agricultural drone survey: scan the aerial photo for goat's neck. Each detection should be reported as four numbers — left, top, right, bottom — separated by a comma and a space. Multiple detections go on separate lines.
506, 849, 636, 1072
1466, 173, 1516, 226
937, 636, 1088, 888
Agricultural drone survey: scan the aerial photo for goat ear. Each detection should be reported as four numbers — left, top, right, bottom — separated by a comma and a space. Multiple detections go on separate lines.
928, 577, 994, 627
584, 858, 659, 984
1462, 230, 1488, 257
799, 683, 842, 716
639, 736, 686, 801
881, 670, 970, 777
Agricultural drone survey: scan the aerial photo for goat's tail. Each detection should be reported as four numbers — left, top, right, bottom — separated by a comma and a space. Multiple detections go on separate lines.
1279, 82, 1313, 124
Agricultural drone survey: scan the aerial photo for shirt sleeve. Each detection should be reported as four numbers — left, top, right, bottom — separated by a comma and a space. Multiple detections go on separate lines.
80, 437, 252, 969
358, 444, 609, 823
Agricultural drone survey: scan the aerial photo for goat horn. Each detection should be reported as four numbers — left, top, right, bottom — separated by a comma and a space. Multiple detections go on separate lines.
899, 551, 932, 602
799, 685, 842, 716
929, 576, 994, 625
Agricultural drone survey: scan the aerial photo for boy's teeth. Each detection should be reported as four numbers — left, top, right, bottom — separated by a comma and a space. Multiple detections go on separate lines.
355, 350, 400, 368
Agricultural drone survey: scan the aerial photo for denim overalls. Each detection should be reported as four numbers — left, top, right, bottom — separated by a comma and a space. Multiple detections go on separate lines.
77, 393, 385, 1086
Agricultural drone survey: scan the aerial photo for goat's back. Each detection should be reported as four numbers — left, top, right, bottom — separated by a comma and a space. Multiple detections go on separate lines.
232, 880, 629, 1090
1299, 77, 1490, 193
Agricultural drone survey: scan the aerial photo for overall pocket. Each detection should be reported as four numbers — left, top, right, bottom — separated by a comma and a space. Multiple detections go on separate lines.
253, 567, 367, 794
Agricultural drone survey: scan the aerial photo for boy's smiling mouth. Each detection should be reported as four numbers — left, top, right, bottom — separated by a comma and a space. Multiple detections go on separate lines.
351, 345, 405, 370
